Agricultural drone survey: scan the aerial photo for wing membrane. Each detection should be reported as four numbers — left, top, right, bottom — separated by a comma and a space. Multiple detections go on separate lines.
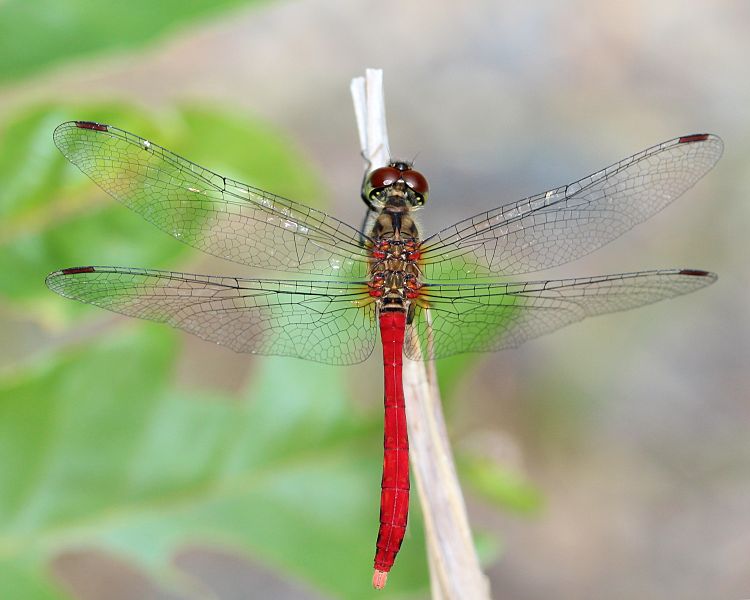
420, 134, 723, 279
53, 121, 371, 278
46, 266, 376, 365
405, 269, 716, 360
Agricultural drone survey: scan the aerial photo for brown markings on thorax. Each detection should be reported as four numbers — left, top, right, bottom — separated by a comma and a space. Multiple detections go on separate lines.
370, 208, 420, 242
368, 206, 423, 319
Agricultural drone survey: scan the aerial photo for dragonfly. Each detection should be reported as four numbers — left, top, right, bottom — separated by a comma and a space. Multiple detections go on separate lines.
46, 121, 722, 588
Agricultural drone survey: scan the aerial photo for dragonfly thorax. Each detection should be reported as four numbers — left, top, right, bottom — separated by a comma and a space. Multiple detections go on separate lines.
368, 237, 424, 312
369, 201, 420, 241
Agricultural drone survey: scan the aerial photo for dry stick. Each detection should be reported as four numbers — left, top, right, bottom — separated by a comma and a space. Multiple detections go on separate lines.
350, 69, 491, 599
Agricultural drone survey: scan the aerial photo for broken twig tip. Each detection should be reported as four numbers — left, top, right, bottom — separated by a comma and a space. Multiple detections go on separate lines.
372, 569, 388, 589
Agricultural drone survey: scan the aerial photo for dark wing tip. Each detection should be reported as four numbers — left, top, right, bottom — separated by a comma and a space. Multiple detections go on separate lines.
46, 266, 97, 289
675, 133, 724, 168
678, 133, 711, 144
675, 133, 724, 160
60, 266, 97, 275
678, 268, 718, 283
73, 121, 109, 132
53, 120, 110, 140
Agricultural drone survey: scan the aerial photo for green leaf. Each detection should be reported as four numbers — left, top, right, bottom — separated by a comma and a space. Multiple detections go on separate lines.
0, 0, 266, 84
0, 104, 322, 312
0, 100, 433, 595
435, 353, 478, 403
459, 455, 542, 515
0, 325, 429, 598
0, 561, 70, 600
473, 531, 503, 567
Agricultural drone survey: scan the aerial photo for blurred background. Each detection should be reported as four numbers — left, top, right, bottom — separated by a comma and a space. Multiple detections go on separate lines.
1, 1, 748, 599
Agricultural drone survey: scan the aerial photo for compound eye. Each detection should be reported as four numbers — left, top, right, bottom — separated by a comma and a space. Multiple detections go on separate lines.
367, 166, 401, 191
401, 169, 429, 205
365, 166, 402, 203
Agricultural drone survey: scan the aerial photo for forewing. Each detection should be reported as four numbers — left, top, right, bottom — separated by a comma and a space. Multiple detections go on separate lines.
53, 121, 371, 278
405, 269, 716, 360
420, 134, 723, 279
46, 267, 376, 365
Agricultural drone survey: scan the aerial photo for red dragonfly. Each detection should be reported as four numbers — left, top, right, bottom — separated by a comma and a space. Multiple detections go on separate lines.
47, 122, 721, 588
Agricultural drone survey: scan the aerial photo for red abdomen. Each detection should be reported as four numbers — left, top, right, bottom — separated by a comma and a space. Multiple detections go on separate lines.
374, 310, 410, 580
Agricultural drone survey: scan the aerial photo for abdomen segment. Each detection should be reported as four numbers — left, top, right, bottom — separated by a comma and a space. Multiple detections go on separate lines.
373, 310, 410, 587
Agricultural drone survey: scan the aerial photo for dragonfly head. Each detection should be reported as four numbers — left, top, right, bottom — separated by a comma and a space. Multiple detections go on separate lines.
364, 161, 429, 210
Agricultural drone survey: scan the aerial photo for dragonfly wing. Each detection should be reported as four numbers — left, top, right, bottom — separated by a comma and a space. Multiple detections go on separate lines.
405, 269, 716, 360
420, 134, 723, 279
54, 122, 371, 278
47, 266, 376, 365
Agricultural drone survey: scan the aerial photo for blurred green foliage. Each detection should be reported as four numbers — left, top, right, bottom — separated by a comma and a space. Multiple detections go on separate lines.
0, 3, 540, 597
0, 102, 435, 598
459, 456, 542, 515
0, 105, 322, 309
0, 0, 264, 84
0, 324, 431, 599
